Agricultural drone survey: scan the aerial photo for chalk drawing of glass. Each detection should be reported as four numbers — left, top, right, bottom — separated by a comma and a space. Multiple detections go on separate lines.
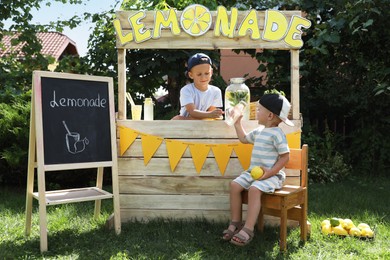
63, 121, 89, 154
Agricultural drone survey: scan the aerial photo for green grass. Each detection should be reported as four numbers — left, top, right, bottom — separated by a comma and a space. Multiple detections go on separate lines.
1, 177, 389, 259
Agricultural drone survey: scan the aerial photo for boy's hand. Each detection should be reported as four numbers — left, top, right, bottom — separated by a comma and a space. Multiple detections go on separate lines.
234, 114, 243, 126
210, 108, 224, 118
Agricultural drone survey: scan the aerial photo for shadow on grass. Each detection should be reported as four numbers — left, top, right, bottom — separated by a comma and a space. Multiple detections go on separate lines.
0, 219, 307, 259
308, 177, 390, 222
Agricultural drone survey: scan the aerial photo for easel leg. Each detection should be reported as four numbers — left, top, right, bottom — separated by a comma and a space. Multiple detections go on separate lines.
25, 99, 36, 236
94, 167, 104, 219
25, 167, 35, 236
37, 167, 48, 252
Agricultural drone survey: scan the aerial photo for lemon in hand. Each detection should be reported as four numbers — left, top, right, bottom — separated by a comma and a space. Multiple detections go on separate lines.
250, 166, 264, 180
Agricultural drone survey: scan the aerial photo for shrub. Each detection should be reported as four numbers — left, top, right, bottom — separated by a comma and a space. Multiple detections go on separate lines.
302, 127, 351, 184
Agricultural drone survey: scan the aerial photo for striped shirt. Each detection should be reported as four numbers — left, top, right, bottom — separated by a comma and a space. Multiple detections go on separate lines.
245, 127, 289, 172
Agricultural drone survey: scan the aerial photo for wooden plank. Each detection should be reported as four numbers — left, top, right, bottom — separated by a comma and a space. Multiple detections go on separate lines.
291, 50, 300, 120
118, 175, 300, 195
118, 49, 126, 120
119, 176, 232, 194
119, 157, 244, 176
117, 120, 259, 138
32, 187, 113, 206
120, 194, 230, 210
285, 148, 302, 169
118, 157, 301, 176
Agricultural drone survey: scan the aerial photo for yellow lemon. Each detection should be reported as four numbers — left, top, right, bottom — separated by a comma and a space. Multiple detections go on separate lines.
180, 4, 212, 36
321, 219, 330, 227
333, 225, 348, 236
357, 223, 370, 230
342, 219, 354, 230
360, 227, 374, 238
321, 224, 332, 235
348, 227, 361, 237
250, 166, 264, 180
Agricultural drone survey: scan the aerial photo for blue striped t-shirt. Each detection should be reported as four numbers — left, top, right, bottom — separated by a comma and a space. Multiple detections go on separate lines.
245, 127, 289, 172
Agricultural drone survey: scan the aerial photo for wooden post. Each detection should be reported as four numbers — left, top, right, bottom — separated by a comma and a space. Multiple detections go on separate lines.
290, 50, 300, 120
118, 49, 126, 120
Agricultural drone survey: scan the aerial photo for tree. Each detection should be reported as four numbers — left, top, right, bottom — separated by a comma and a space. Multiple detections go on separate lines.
0, 0, 101, 185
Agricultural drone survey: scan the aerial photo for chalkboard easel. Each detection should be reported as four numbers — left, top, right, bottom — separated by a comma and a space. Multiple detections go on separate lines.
25, 71, 121, 252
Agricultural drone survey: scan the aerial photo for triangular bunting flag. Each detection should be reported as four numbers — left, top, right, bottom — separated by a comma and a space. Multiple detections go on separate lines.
141, 134, 163, 165
119, 127, 139, 156
234, 143, 253, 170
286, 131, 301, 149
211, 144, 233, 175
166, 139, 188, 172
188, 143, 210, 174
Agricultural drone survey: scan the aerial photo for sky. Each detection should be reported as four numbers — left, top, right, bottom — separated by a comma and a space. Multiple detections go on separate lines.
30, 0, 120, 56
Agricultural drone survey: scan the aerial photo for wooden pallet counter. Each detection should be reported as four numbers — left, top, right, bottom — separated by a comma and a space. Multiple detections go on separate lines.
117, 119, 302, 223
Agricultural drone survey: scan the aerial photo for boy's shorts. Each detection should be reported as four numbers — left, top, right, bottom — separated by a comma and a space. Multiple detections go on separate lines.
233, 171, 285, 193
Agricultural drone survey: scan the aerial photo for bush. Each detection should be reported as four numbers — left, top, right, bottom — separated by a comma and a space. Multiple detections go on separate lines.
302, 127, 351, 184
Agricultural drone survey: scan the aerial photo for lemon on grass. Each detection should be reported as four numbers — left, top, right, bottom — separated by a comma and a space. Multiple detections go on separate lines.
332, 225, 348, 236
250, 166, 264, 180
180, 4, 212, 36
341, 218, 355, 230
360, 227, 374, 238
321, 219, 330, 227
321, 224, 332, 235
348, 227, 362, 237
357, 223, 370, 230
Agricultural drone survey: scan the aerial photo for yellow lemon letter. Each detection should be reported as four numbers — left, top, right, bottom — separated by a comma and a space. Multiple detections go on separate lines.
153, 9, 180, 39
113, 19, 133, 45
262, 10, 288, 42
129, 11, 152, 43
284, 15, 311, 48
214, 6, 238, 38
237, 9, 260, 39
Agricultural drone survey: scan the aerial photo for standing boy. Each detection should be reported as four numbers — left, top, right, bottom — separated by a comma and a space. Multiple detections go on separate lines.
172, 53, 223, 120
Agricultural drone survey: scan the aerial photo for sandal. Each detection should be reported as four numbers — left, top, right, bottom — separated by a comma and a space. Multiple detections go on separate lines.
230, 227, 254, 246
222, 221, 243, 241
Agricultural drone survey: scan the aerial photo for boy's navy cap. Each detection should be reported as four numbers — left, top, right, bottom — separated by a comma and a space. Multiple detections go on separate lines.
259, 94, 294, 126
187, 53, 212, 71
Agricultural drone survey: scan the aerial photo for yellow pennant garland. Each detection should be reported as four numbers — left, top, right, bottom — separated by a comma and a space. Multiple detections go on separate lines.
119, 127, 301, 175
211, 144, 234, 175
141, 134, 163, 165
233, 143, 253, 170
188, 143, 210, 174
165, 139, 188, 172
119, 126, 138, 156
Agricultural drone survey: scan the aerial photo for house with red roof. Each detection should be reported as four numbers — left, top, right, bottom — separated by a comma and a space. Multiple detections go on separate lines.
0, 32, 78, 71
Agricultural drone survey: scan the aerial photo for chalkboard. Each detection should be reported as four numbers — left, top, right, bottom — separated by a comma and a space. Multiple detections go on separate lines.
36, 73, 114, 165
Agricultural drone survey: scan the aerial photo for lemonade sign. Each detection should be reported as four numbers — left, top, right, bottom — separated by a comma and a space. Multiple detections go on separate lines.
114, 4, 311, 48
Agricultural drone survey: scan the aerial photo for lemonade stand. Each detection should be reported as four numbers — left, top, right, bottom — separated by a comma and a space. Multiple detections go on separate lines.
114, 5, 311, 222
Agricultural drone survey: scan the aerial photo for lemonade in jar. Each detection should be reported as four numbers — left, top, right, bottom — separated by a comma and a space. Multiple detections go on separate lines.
225, 78, 250, 125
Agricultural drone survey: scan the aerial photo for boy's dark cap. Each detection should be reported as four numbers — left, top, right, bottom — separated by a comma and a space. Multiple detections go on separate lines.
187, 53, 212, 71
259, 94, 294, 126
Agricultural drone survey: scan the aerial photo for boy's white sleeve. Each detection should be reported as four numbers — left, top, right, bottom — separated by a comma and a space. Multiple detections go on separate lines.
180, 86, 194, 106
